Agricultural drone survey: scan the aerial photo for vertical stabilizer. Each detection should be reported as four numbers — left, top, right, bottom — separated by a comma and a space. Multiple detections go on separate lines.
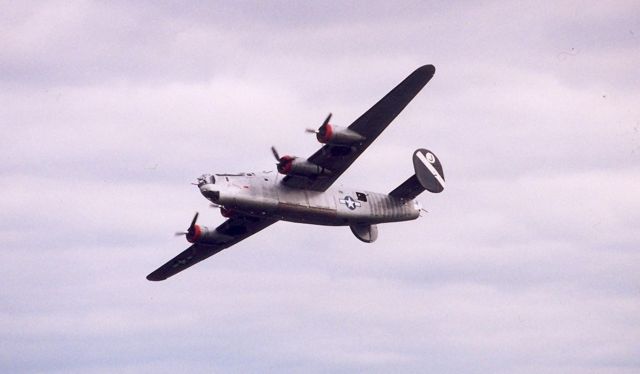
389, 149, 445, 199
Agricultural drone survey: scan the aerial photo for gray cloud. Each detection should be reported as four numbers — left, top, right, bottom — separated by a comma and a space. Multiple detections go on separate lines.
1, 1, 639, 373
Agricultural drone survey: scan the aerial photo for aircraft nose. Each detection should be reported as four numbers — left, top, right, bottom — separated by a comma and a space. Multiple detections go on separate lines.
199, 184, 220, 202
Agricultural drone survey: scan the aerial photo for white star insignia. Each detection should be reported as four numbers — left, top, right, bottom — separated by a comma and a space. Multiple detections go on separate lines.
339, 196, 361, 210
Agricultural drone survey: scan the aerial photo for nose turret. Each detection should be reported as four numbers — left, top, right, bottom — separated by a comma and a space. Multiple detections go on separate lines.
199, 183, 220, 202
196, 174, 215, 187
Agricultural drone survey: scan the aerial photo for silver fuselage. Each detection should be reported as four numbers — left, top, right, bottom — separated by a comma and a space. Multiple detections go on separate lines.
198, 172, 420, 226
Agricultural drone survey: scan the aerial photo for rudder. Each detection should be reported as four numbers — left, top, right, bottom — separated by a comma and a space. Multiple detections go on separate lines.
389, 149, 445, 199
413, 148, 445, 193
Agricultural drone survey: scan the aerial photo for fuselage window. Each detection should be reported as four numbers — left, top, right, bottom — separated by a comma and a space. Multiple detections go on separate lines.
356, 192, 367, 202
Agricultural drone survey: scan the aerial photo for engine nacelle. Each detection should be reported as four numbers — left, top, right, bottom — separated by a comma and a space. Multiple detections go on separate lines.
186, 224, 219, 245
274, 142, 332, 177
280, 157, 331, 177
317, 123, 365, 145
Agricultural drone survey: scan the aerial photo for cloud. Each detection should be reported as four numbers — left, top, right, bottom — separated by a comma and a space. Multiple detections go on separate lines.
1, 1, 639, 373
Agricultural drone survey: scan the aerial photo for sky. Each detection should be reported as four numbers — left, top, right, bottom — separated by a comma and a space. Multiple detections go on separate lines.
1, 1, 639, 373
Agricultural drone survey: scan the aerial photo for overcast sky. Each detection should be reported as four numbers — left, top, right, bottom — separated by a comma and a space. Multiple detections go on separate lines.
1, 1, 639, 373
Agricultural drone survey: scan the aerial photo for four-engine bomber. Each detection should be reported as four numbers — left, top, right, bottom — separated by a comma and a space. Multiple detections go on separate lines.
147, 64, 445, 281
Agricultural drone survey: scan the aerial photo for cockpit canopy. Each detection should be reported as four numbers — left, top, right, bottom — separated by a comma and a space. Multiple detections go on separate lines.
196, 174, 215, 187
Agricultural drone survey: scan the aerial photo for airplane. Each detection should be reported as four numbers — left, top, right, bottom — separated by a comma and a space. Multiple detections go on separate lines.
147, 64, 445, 281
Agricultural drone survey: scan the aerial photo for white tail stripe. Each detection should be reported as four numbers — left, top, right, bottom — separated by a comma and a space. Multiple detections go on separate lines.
417, 152, 446, 189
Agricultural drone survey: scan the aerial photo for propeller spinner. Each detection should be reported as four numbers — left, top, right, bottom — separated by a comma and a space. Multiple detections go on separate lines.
305, 113, 334, 143
271, 146, 294, 174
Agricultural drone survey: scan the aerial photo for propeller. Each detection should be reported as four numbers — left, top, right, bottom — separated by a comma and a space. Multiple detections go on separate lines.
271, 146, 280, 161
271, 146, 294, 174
322, 112, 332, 127
175, 212, 199, 237
305, 113, 332, 134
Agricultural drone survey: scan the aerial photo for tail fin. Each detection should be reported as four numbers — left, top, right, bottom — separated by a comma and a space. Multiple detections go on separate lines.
389, 149, 445, 200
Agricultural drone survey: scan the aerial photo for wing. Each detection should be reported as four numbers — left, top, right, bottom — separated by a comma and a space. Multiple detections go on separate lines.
283, 65, 436, 191
146, 215, 278, 281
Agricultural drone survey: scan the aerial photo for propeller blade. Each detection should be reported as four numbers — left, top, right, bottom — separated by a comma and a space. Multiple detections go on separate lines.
175, 212, 199, 238
189, 212, 199, 230
322, 113, 332, 127
305, 113, 332, 135
271, 146, 280, 161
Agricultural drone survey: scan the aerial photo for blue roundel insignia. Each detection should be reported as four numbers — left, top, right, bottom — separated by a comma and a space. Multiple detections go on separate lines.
339, 195, 361, 210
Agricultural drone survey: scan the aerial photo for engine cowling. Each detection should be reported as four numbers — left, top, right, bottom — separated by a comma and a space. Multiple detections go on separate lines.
278, 156, 331, 176
176, 213, 221, 246
316, 123, 365, 145
186, 224, 220, 245
272, 145, 330, 177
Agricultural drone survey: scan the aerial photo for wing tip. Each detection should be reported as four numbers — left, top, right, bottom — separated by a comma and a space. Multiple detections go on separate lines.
416, 64, 436, 78
146, 272, 166, 281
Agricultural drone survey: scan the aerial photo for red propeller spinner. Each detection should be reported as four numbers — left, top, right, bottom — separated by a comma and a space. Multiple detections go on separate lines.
175, 212, 202, 243
305, 113, 333, 143
271, 146, 294, 174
